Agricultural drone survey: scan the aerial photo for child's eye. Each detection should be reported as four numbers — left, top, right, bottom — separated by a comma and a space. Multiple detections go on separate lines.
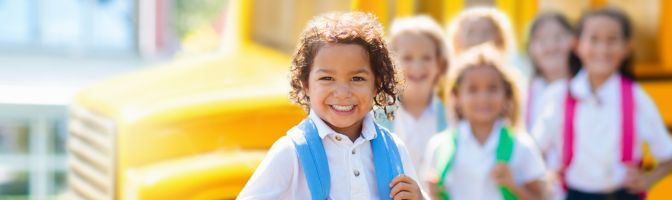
589, 35, 598, 42
422, 55, 432, 61
352, 76, 366, 81
319, 76, 333, 81
467, 85, 478, 93
488, 85, 499, 92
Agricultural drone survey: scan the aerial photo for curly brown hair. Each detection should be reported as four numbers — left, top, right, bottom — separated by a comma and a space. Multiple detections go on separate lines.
289, 12, 400, 119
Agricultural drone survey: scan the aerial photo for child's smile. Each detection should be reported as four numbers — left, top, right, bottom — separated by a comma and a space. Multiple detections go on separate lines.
395, 33, 440, 87
330, 104, 356, 113
577, 15, 630, 80
304, 43, 375, 138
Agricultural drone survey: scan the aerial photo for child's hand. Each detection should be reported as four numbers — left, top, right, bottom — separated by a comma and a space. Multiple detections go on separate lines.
389, 174, 423, 200
425, 173, 442, 200
623, 163, 653, 193
491, 163, 516, 189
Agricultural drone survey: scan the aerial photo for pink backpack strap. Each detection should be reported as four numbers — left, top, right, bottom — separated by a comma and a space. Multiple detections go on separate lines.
620, 77, 646, 199
560, 88, 576, 190
620, 76, 635, 163
562, 77, 642, 196
526, 84, 534, 130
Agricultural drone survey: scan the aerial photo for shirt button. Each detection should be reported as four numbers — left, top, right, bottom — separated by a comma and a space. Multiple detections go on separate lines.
354, 169, 360, 177
351, 149, 356, 155
335, 135, 342, 141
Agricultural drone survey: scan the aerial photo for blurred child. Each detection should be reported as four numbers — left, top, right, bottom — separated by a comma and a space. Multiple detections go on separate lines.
447, 7, 531, 128
532, 8, 672, 200
375, 15, 449, 173
237, 12, 426, 200
525, 12, 578, 200
423, 44, 546, 200
525, 12, 576, 131
446, 7, 516, 57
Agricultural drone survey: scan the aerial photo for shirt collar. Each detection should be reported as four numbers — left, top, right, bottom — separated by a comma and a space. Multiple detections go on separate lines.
570, 69, 620, 101
308, 110, 377, 141
458, 119, 505, 150
397, 93, 441, 119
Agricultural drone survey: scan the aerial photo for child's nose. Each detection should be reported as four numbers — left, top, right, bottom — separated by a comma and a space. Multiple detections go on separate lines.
410, 60, 424, 70
333, 82, 352, 97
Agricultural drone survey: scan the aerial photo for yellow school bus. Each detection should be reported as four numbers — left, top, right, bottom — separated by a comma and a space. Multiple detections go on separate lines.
65, 0, 672, 199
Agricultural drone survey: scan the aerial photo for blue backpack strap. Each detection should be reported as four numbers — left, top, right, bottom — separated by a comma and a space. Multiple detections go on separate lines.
371, 123, 405, 199
435, 99, 448, 132
373, 107, 395, 132
288, 119, 331, 200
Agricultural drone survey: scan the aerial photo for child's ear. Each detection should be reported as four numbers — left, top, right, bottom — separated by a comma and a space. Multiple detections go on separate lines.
449, 91, 459, 104
440, 57, 449, 75
573, 38, 584, 59
624, 39, 634, 55
571, 36, 578, 49
302, 81, 310, 97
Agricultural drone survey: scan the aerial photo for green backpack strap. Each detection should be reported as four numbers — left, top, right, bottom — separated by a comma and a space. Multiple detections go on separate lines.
496, 128, 517, 200
435, 129, 458, 200
435, 127, 517, 200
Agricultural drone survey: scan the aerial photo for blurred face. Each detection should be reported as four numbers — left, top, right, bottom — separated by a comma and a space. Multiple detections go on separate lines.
529, 19, 574, 79
304, 43, 376, 133
454, 66, 507, 125
393, 33, 442, 101
459, 17, 500, 49
576, 15, 630, 80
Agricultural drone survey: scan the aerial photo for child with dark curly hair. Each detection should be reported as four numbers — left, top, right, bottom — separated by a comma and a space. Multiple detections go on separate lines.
238, 12, 426, 200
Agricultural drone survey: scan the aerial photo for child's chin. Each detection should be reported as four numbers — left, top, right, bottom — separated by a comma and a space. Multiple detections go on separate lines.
327, 119, 358, 129
471, 115, 499, 123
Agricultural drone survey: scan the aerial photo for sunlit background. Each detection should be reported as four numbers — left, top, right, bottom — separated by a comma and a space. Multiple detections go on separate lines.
0, 0, 670, 199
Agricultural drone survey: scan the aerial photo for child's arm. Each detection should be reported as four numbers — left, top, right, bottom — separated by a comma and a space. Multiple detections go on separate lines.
625, 87, 672, 193
238, 137, 296, 199
530, 84, 566, 153
623, 160, 672, 193
419, 134, 443, 199
491, 163, 546, 200
424, 175, 443, 200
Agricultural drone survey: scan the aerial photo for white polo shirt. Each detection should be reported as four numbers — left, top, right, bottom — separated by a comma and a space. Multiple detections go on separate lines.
238, 110, 424, 200
393, 95, 444, 172
531, 70, 672, 192
526, 77, 567, 131
422, 120, 546, 200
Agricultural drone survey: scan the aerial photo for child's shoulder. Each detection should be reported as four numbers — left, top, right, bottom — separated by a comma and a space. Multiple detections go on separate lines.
269, 135, 297, 155
509, 131, 545, 164
542, 79, 569, 101
381, 126, 408, 149
632, 82, 655, 105
511, 131, 538, 151
264, 126, 305, 159
425, 129, 455, 152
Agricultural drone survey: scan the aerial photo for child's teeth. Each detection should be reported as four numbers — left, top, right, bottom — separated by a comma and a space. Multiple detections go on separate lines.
332, 105, 353, 111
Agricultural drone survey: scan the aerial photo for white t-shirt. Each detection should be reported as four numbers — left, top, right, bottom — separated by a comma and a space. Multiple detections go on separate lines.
238, 111, 424, 200
422, 120, 546, 200
531, 70, 672, 192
